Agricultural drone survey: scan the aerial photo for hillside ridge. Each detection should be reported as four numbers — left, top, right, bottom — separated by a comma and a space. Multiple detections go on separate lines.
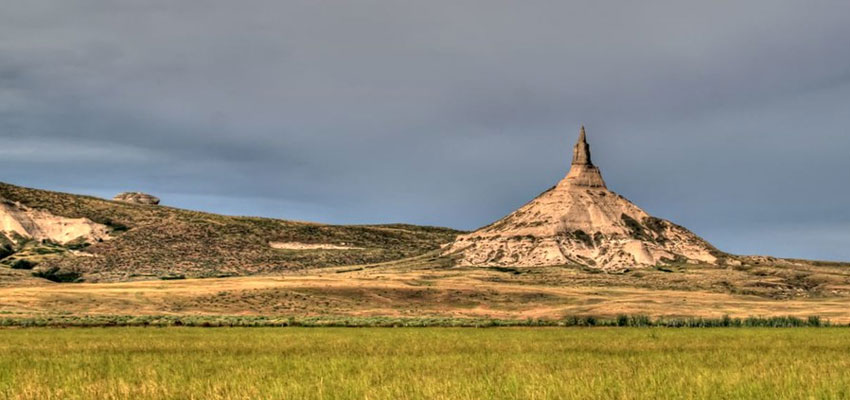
0, 181, 460, 283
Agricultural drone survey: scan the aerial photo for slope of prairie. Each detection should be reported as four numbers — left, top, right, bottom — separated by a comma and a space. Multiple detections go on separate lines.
0, 182, 460, 282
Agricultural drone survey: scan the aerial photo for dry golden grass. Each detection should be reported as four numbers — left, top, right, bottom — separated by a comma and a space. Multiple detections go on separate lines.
2, 257, 849, 322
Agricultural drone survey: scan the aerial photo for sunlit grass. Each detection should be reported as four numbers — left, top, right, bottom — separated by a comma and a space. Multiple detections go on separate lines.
1, 328, 849, 399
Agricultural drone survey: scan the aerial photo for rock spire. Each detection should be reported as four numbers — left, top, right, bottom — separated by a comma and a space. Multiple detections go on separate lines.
563, 126, 606, 188
443, 125, 720, 271
572, 125, 592, 165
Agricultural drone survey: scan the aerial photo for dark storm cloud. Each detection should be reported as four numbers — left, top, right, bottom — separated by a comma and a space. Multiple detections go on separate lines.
1, 1, 849, 260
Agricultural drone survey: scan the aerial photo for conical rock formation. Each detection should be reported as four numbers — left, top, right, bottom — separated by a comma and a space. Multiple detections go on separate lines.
444, 127, 720, 271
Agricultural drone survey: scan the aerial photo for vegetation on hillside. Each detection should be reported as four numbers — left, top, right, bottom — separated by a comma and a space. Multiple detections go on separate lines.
0, 182, 460, 282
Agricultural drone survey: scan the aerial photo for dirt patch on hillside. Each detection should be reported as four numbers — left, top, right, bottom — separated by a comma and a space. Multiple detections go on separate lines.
270, 242, 362, 250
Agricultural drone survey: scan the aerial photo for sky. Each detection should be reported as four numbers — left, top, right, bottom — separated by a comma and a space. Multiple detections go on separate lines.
1, 1, 849, 261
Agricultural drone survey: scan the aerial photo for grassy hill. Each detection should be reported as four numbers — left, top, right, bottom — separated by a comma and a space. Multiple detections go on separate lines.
0, 182, 460, 282
2, 181, 850, 324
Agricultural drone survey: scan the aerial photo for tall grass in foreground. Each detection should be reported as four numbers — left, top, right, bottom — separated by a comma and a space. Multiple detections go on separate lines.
1, 328, 850, 399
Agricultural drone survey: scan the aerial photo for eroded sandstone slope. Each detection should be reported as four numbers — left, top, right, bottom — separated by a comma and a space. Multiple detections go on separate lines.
445, 127, 725, 271
1, 199, 109, 245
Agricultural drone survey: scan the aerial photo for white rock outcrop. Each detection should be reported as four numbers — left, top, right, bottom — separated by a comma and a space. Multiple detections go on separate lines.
0, 199, 109, 245
113, 192, 160, 205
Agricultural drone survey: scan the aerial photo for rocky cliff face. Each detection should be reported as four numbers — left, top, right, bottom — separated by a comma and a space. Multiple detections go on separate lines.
444, 127, 723, 271
0, 199, 109, 245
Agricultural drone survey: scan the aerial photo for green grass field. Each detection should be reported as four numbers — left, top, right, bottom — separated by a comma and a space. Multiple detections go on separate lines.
1, 328, 850, 399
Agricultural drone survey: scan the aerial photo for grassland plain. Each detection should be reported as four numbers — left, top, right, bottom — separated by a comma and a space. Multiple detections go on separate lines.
1, 327, 850, 400
3, 269, 850, 323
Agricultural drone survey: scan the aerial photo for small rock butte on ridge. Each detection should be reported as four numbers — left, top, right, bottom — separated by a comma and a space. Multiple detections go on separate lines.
114, 192, 160, 205
444, 126, 722, 271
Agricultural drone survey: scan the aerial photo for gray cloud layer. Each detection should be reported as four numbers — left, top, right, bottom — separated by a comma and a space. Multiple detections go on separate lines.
2, 1, 849, 260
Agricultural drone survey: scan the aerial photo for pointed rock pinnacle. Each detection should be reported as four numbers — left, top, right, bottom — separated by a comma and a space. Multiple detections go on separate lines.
444, 124, 719, 271
572, 125, 592, 166
563, 126, 606, 188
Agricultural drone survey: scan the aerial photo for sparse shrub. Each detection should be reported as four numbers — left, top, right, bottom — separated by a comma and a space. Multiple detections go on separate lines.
593, 232, 605, 246
11, 259, 36, 270
621, 214, 650, 241
33, 246, 64, 255
805, 274, 845, 287
573, 230, 594, 247
0, 314, 841, 328
103, 219, 130, 233
488, 266, 522, 275
0, 244, 13, 260
643, 217, 667, 235
64, 238, 91, 251
32, 266, 82, 282
629, 315, 651, 327
807, 316, 822, 327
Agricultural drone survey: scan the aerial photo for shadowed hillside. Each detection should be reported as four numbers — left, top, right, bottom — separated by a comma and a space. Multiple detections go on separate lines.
0, 182, 460, 282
